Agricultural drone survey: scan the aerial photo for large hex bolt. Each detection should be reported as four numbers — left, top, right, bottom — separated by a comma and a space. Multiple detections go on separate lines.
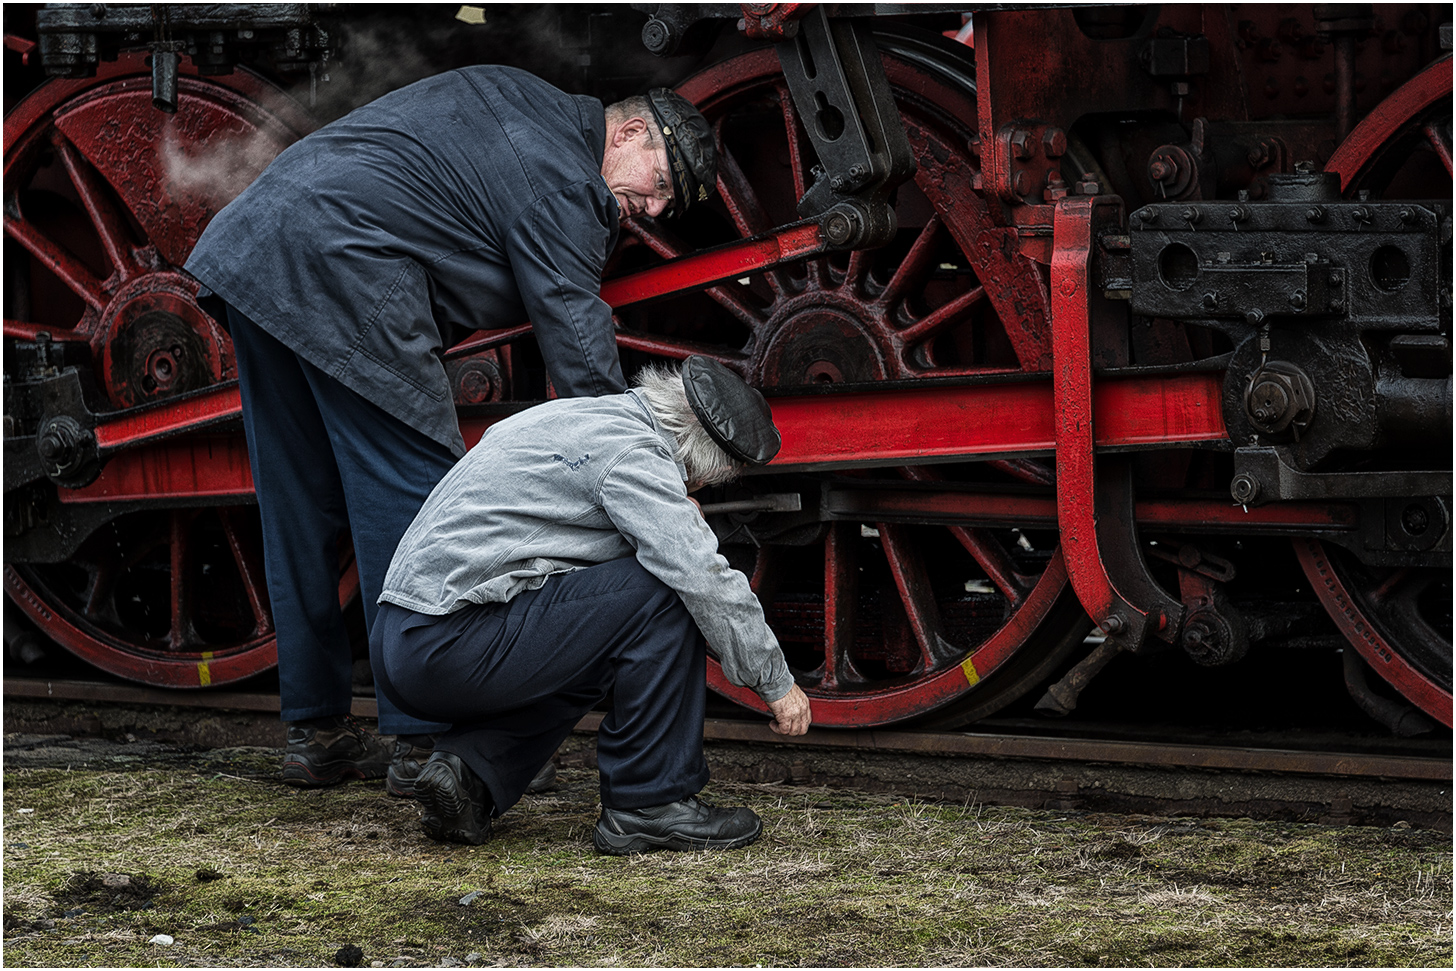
822, 204, 864, 247
1008, 129, 1034, 159
641, 17, 673, 55
452, 360, 500, 404
1147, 145, 1195, 198
1230, 473, 1262, 505
1181, 606, 1248, 666
36, 415, 95, 479
1244, 361, 1316, 437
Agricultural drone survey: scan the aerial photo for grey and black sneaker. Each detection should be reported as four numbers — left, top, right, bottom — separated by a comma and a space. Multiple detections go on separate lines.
593, 796, 762, 855
414, 752, 493, 845
280, 715, 391, 787
389, 741, 557, 800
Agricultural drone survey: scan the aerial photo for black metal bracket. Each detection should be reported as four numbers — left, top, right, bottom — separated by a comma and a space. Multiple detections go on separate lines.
772, 7, 915, 249
1231, 446, 1452, 505
4, 369, 101, 493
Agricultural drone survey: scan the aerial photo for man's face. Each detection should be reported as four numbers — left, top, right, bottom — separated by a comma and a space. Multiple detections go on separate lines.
601, 116, 674, 221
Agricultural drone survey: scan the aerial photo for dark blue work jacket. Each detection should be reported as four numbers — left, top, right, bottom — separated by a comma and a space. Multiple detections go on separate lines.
186, 66, 626, 457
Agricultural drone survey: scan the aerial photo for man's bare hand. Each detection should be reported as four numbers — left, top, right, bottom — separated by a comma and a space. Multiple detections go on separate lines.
766, 683, 811, 736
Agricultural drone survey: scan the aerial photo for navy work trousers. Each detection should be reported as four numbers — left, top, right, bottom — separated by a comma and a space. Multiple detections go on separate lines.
227, 305, 454, 734
370, 557, 711, 814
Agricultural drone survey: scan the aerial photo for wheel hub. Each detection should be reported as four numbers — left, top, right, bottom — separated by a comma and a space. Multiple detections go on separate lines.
754, 295, 889, 387
99, 272, 227, 407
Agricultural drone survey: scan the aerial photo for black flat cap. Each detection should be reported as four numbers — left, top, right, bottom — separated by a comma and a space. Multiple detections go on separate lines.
682, 357, 781, 466
646, 88, 717, 216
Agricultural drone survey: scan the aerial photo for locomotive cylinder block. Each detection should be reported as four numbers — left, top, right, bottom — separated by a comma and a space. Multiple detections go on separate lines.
1132, 199, 1445, 326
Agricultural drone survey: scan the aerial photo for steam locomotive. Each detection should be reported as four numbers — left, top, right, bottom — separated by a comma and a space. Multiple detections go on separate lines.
4, 4, 1450, 734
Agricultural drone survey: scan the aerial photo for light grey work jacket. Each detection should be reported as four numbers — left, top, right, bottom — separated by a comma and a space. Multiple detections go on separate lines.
379, 391, 795, 703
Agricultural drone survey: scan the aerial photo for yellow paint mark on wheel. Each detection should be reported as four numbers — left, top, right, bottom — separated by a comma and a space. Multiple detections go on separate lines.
197, 652, 214, 687
961, 656, 980, 686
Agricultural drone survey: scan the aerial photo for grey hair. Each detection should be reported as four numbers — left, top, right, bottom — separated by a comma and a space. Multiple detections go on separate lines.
605, 95, 660, 146
633, 363, 743, 487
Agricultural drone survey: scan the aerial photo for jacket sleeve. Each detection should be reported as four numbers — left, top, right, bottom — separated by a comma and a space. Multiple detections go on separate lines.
505, 183, 627, 398
598, 444, 796, 703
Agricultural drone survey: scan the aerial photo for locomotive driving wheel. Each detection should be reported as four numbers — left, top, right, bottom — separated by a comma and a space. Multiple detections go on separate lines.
614, 35, 1090, 728
3, 53, 325, 687
1297, 56, 1454, 728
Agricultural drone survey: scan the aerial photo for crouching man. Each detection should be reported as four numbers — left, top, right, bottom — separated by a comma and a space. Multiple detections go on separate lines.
369, 357, 812, 853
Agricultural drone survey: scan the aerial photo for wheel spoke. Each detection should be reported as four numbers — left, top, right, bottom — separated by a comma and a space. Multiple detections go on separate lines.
879, 522, 961, 672
625, 217, 768, 329
218, 508, 272, 637
82, 559, 119, 625
899, 467, 1030, 606
896, 284, 984, 348
1422, 120, 1453, 175
714, 126, 772, 237
614, 325, 750, 367
820, 521, 866, 688
714, 130, 796, 298
844, 247, 872, 296
774, 82, 808, 202
947, 525, 1027, 607
52, 131, 137, 283
167, 511, 198, 651
988, 458, 1056, 486
749, 545, 784, 602
877, 216, 942, 310
3, 212, 107, 312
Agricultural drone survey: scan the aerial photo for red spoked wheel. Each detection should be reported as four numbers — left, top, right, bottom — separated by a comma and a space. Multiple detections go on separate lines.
3, 54, 323, 687
1299, 57, 1454, 728
614, 34, 1090, 728
4, 510, 360, 688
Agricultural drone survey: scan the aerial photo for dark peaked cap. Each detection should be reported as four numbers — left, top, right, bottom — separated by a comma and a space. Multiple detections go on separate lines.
682, 356, 781, 466
646, 88, 717, 215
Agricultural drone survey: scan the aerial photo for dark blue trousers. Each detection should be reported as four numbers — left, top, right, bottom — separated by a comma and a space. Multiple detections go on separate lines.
370, 557, 710, 814
227, 305, 455, 734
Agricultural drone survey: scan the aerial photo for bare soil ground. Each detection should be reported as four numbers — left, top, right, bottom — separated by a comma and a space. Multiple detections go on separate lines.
2, 737, 1450, 968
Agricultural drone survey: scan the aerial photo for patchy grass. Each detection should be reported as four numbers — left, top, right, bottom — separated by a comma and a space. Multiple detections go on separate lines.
2, 747, 1450, 968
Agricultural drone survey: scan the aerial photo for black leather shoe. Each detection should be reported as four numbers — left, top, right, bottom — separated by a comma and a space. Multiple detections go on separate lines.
414, 752, 493, 845
594, 796, 762, 855
390, 740, 557, 800
280, 715, 391, 788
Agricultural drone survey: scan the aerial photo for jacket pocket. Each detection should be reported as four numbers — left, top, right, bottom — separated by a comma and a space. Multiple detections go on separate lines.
339, 258, 449, 402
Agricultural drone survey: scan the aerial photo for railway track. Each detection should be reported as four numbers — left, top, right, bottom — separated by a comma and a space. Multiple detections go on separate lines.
6, 675, 1448, 789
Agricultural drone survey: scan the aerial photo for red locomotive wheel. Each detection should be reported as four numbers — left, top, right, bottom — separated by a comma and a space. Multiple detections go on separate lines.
617, 34, 1089, 727
5, 512, 360, 688
4, 51, 311, 406
1325, 55, 1452, 195
1294, 540, 1452, 728
3, 54, 327, 687
1300, 57, 1454, 727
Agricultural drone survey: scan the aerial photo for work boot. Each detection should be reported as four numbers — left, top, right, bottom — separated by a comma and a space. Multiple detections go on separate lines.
389, 737, 558, 800
414, 752, 493, 845
593, 796, 762, 855
280, 714, 391, 787
386, 734, 437, 798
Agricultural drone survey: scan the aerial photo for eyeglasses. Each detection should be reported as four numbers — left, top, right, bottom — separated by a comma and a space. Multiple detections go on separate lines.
652, 150, 675, 205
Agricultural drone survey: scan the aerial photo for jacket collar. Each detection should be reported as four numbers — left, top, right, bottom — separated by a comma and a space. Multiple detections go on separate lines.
626, 389, 688, 482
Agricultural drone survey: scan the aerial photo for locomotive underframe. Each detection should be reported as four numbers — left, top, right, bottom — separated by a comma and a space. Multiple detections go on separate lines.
4, 3, 1451, 732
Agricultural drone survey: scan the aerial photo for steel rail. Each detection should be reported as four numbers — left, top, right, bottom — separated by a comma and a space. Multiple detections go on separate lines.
7, 677, 1447, 782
